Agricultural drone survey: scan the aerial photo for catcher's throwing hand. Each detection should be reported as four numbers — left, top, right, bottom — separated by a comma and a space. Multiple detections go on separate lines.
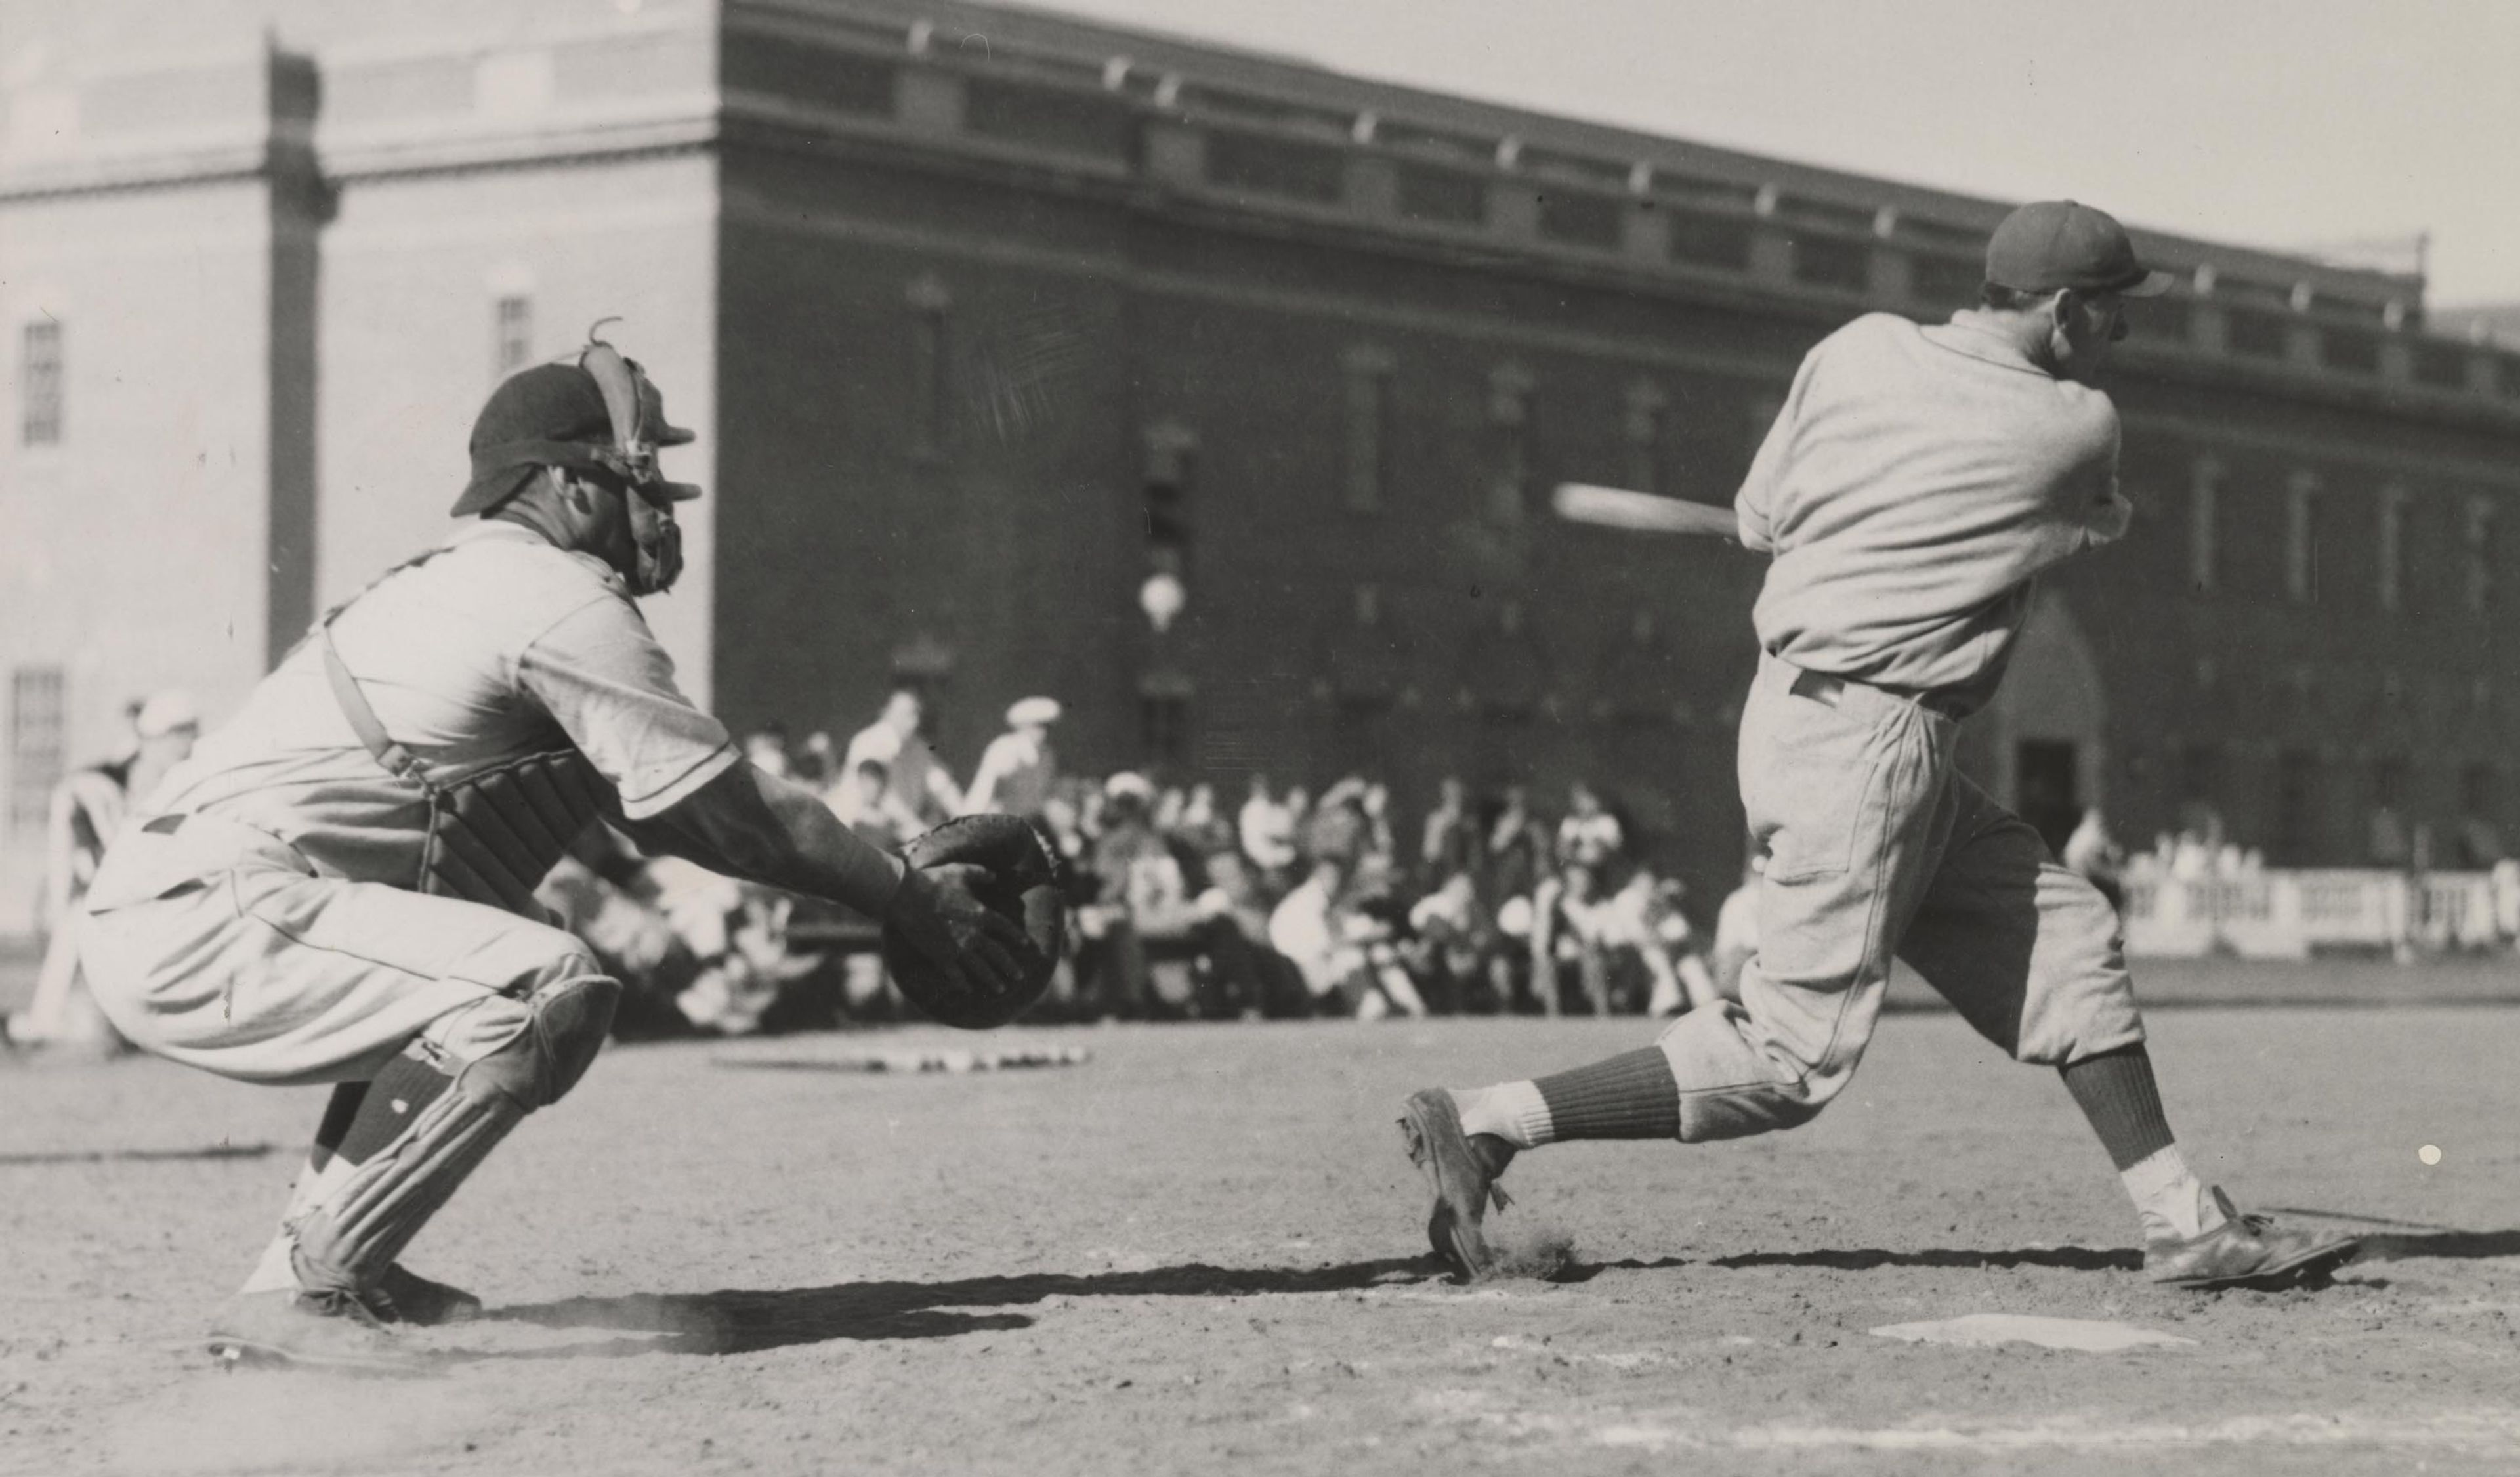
885, 863, 1033, 998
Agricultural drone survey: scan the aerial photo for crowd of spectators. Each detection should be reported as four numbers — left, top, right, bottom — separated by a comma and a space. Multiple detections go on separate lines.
538, 685, 1752, 1037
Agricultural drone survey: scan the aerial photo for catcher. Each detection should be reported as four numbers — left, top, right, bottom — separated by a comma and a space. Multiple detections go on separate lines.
78, 337, 1059, 1373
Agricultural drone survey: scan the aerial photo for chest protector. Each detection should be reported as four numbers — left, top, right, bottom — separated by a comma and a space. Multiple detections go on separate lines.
319, 620, 612, 914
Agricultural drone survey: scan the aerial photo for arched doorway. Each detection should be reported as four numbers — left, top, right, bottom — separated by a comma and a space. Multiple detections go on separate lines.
1960, 591, 2108, 855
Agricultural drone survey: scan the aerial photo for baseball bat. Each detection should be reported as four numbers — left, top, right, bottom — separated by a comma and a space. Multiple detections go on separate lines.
1550, 482, 1739, 539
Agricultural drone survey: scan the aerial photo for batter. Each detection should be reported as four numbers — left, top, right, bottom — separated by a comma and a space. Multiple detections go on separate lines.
1400, 201, 2357, 1291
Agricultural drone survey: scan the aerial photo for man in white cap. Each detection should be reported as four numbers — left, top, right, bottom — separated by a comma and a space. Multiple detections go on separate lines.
8, 690, 200, 1052
963, 696, 1060, 820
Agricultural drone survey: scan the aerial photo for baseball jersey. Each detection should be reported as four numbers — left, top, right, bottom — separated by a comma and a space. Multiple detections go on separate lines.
107, 521, 738, 898
1736, 312, 2132, 713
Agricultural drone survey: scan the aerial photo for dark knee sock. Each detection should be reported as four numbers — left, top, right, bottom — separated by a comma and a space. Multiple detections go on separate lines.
1532, 1048, 1681, 1140
2058, 1043, 2175, 1171
308, 1082, 370, 1173
329, 1048, 457, 1168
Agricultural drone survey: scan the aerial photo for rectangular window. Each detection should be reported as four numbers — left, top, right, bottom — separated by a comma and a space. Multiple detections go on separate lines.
1485, 366, 1531, 525
492, 295, 532, 379
1342, 351, 1391, 513
1666, 213, 1753, 270
1142, 422, 1195, 572
2466, 496, 2496, 616
2187, 458, 2221, 594
1623, 381, 1666, 497
2272, 749, 2318, 864
2462, 762, 2497, 821
2376, 487, 2407, 613
2179, 741, 2221, 811
1537, 190, 1622, 251
2372, 755, 2408, 811
1138, 693, 1191, 767
22, 320, 62, 446
2226, 310, 2287, 358
1789, 235, 1868, 293
9, 667, 66, 835
2283, 473, 2320, 603
907, 277, 950, 458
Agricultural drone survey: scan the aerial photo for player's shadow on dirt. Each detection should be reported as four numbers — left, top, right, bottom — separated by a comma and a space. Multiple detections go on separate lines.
2353, 1229, 2520, 1262
474, 1257, 1440, 1359
1708, 1246, 2141, 1272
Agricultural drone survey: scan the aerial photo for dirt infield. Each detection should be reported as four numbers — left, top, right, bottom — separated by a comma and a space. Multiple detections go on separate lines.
5, 1004, 2517, 1476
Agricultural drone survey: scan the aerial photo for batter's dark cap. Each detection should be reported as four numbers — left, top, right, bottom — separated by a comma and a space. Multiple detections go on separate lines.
452, 362, 698, 517
1986, 200, 2175, 299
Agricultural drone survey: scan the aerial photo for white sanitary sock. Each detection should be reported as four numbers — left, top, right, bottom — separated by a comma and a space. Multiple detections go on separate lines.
236, 1153, 356, 1295
1454, 1081, 1556, 1149
2121, 1145, 2226, 1243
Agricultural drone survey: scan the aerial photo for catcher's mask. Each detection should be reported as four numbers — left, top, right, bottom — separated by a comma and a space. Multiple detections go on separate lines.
453, 324, 700, 597
577, 336, 700, 597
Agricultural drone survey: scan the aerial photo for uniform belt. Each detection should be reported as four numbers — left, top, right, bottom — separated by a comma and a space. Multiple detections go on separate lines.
1787, 667, 1967, 721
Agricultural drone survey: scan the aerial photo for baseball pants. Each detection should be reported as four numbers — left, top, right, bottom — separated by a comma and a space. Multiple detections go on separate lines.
1651, 652, 2145, 1142
79, 813, 599, 1087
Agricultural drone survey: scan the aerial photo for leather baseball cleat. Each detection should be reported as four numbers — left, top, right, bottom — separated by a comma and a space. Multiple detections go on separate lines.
1398, 1089, 1517, 1281
2145, 1188, 2360, 1290
206, 1288, 433, 1374
362, 1263, 484, 1327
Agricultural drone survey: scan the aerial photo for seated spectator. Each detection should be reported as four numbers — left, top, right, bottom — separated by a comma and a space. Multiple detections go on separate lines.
536, 847, 699, 1040
743, 723, 793, 779
1267, 855, 1427, 1021
1192, 849, 1312, 1018
1608, 865, 1724, 1017
1405, 870, 1503, 1015
1557, 781, 1624, 872
1078, 772, 1203, 1017
1484, 784, 1549, 910
825, 755, 925, 853
1419, 776, 1479, 888
1533, 863, 1615, 1016
1306, 777, 1374, 869
845, 687, 964, 826
793, 730, 837, 788
1240, 774, 1299, 881
1175, 782, 1236, 861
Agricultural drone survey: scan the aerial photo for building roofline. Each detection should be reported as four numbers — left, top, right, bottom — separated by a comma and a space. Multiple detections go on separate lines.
746, 0, 2424, 307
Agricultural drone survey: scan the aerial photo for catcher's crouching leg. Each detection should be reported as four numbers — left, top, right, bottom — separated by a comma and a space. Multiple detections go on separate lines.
288, 967, 620, 1298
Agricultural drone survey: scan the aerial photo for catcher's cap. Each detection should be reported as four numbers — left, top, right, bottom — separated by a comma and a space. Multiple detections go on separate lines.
452, 361, 699, 517
1007, 696, 1062, 727
1986, 200, 2174, 299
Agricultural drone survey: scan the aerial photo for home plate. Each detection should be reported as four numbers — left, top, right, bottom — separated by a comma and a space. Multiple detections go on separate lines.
713, 1046, 1091, 1075
1870, 1314, 2197, 1352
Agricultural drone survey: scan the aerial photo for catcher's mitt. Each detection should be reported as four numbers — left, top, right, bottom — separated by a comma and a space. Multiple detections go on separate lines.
881, 815, 1066, 1029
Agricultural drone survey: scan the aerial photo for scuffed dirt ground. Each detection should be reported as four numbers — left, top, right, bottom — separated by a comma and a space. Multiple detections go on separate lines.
5, 1002, 2517, 1476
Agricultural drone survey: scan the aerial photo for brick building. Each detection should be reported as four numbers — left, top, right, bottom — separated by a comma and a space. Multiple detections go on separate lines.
7, 0, 2519, 928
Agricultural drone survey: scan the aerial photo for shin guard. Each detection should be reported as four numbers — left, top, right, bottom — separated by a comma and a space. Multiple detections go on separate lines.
288, 974, 618, 1295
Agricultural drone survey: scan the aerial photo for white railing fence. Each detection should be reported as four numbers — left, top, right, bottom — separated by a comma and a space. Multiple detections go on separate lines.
2121, 868, 2508, 958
